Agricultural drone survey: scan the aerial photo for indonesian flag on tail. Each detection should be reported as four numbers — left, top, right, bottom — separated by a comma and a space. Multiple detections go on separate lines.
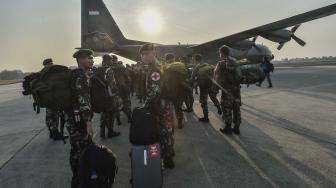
88, 5, 99, 16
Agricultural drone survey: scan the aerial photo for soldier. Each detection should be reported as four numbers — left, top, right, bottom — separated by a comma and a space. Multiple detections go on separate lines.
162, 53, 185, 129
182, 57, 195, 112
191, 54, 222, 122
42, 58, 64, 140
100, 54, 121, 139
111, 56, 132, 123
214, 45, 242, 135
65, 49, 94, 188
140, 43, 175, 168
257, 55, 274, 88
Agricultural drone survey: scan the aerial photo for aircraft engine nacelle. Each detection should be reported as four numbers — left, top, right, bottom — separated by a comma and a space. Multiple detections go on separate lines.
82, 31, 117, 51
261, 25, 306, 50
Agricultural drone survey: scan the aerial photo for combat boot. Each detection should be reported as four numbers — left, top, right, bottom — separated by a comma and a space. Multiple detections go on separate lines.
163, 157, 175, 169
52, 129, 68, 141
220, 124, 232, 135
233, 124, 240, 135
216, 105, 222, 115
108, 129, 121, 138
198, 116, 209, 122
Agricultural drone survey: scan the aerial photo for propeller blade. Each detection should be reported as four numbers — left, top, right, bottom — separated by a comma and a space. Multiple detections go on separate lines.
291, 24, 301, 33
292, 35, 306, 46
277, 43, 285, 50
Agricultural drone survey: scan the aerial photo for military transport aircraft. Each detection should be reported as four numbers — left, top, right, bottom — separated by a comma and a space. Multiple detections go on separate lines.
81, 0, 336, 63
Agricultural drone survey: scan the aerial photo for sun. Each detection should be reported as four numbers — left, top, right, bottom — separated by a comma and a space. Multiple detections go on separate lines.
139, 9, 162, 34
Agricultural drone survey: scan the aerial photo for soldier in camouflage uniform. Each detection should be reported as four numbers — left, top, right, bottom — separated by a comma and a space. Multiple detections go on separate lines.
64, 49, 94, 188
140, 44, 175, 168
42, 58, 65, 140
100, 54, 120, 138
214, 46, 242, 135
191, 54, 222, 122
111, 56, 132, 123
162, 53, 186, 129
183, 57, 195, 112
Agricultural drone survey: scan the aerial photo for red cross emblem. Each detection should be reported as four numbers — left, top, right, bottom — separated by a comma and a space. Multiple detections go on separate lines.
151, 72, 160, 81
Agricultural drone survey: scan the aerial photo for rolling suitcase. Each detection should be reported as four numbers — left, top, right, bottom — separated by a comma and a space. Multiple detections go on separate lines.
130, 144, 163, 188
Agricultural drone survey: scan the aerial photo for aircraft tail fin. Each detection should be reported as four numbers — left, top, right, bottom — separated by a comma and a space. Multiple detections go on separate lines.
81, 0, 144, 50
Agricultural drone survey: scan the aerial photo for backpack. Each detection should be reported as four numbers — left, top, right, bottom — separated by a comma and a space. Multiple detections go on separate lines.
22, 72, 41, 96
90, 67, 116, 113
79, 144, 118, 188
237, 64, 266, 85
130, 107, 160, 145
30, 65, 73, 112
198, 63, 215, 82
162, 62, 188, 101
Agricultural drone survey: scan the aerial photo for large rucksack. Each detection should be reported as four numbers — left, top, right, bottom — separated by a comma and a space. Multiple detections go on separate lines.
162, 62, 188, 101
237, 64, 266, 85
79, 144, 118, 188
30, 65, 73, 112
130, 107, 160, 145
197, 63, 215, 82
22, 72, 41, 96
90, 67, 116, 113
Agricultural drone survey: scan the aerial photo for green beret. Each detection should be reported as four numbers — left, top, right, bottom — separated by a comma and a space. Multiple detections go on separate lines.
139, 43, 155, 54
73, 49, 93, 59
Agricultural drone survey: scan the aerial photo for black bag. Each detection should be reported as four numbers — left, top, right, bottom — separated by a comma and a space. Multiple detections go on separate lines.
22, 72, 41, 96
130, 107, 160, 145
31, 65, 72, 112
90, 67, 116, 113
237, 64, 266, 85
79, 144, 118, 188
130, 144, 163, 188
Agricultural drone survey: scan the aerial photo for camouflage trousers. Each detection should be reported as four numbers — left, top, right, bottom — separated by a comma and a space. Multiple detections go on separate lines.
149, 101, 175, 160
172, 99, 184, 127
65, 114, 93, 188
184, 84, 194, 110
199, 85, 221, 117
121, 95, 132, 121
45, 108, 59, 131
100, 111, 115, 135
220, 88, 242, 126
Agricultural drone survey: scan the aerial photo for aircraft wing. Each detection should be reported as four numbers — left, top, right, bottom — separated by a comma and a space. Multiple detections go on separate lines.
192, 3, 336, 50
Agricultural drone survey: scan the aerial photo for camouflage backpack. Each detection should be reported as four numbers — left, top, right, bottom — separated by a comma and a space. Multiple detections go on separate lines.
197, 63, 215, 82
30, 65, 73, 113
162, 62, 188, 100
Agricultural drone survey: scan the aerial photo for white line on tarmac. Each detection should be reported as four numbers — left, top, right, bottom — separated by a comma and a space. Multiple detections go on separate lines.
195, 149, 216, 188
209, 112, 279, 188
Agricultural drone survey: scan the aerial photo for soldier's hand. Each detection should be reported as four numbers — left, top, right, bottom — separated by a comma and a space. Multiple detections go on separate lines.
86, 121, 93, 137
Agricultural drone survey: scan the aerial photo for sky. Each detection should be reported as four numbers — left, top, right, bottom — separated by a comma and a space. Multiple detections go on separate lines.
0, 0, 335, 72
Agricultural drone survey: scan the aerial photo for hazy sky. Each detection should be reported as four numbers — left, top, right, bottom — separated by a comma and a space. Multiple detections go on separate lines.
0, 0, 336, 72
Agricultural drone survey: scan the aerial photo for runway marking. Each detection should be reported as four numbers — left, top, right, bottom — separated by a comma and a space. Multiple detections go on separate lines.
195, 149, 216, 188
263, 149, 320, 188
208, 112, 279, 188
0, 127, 46, 171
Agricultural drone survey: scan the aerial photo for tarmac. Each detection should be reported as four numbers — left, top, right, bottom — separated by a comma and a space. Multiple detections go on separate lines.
0, 65, 335, 188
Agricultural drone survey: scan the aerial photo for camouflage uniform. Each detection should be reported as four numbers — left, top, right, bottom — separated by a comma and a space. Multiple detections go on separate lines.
45, 108, 59, 137
64, 68, 93, 188
142, 62, 175, 166
184, 64, 195, 111
192, 63, 221, 120
100, 65, 119, 138
214, 57, 242, 132
112, 63, 132, 122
